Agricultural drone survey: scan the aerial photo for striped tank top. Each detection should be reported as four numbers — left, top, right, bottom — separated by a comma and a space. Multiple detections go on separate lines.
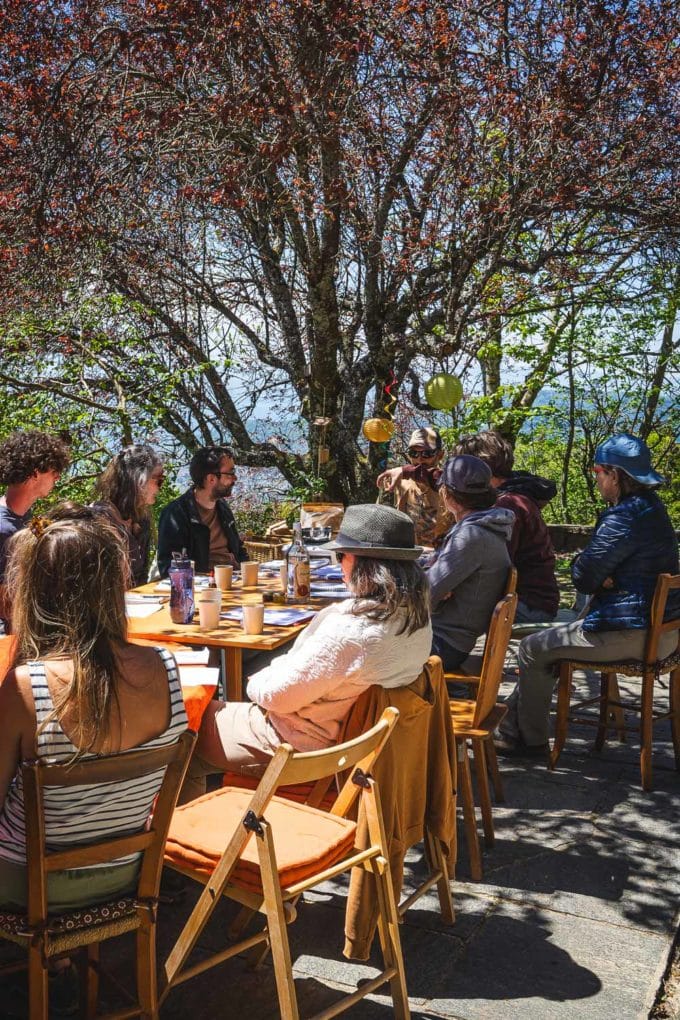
0, 647, 188, 868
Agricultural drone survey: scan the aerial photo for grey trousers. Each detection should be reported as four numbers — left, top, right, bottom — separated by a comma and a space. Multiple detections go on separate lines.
500, 621, 678, 747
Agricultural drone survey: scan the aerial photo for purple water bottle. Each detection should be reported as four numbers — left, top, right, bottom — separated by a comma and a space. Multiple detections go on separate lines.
169, 550, 195, 624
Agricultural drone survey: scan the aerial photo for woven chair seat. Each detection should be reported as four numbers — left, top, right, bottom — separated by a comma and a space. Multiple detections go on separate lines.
0, 896, 138, 944
566, 646, 680, 677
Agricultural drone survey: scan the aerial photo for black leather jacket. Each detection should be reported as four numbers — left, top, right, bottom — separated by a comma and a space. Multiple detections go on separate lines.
157, 488, 248, 577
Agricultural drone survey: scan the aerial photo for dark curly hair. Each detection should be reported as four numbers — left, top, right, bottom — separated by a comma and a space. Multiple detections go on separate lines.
0, 431, 71, 486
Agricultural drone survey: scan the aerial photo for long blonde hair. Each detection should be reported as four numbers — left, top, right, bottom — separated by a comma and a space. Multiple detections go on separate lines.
6, 503, 129, 753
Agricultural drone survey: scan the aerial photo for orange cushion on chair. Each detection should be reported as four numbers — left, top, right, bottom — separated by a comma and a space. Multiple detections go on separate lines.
165, 787, 357, 894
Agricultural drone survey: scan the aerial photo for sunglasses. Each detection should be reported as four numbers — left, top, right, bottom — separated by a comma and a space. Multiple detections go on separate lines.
408, 449, 437, 460
335, 552, 346, 563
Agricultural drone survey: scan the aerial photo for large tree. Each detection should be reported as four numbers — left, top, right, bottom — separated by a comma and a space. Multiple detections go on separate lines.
1, 0, 678, 499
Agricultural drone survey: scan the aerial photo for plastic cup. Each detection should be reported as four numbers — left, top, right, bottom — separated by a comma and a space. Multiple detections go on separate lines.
197, 595, 221, 630
242, 603, 265, 635
242, 562, 259, 587
214, 564, 233, 590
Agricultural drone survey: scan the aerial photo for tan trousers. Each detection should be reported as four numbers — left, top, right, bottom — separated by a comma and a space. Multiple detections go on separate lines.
179, 701, 282, 803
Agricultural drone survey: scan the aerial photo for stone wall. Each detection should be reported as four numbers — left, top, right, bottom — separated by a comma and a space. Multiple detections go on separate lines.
548, 523, 680, 553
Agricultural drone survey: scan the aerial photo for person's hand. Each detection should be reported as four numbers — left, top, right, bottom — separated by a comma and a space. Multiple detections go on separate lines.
376, 467, 404, 492
601, 576, 615, 589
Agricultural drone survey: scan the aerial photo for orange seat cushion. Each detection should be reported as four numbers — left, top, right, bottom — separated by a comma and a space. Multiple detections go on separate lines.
165, 787, 357, 894
221, 772, 337, 811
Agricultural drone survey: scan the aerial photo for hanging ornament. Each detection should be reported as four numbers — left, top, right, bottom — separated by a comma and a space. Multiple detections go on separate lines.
363, 417, 395, 443
424, 372, 463, 411
313, 413, 333, 472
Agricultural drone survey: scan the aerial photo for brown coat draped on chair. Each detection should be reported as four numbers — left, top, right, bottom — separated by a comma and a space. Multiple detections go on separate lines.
339, 655, 457, 960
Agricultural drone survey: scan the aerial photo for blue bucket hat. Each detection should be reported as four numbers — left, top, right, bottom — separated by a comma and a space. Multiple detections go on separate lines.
594, 434, 666, 487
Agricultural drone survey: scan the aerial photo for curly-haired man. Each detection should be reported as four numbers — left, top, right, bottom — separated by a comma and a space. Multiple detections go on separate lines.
0, 430, 71, 630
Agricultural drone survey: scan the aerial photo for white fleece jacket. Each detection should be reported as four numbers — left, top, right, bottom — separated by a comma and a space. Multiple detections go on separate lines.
246, 600, 432, 751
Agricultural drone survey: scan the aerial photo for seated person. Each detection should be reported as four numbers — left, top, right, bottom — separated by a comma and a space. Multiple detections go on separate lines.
380, 427, 453, 547
0, 504, 188, 911
379, 429, 559, 623
426, 456, 514, 672
157, 445, 247, 577
0, 429, 71, 632
452, 431, 559, 623
92, 443, 165, 587
181, 504, 432, 801
496, 434, 680, 756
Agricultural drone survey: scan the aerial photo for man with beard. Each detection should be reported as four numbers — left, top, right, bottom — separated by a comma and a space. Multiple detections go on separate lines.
157, 446, 248, 577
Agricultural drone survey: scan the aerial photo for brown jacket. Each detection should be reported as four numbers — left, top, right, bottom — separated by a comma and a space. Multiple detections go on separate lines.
339, 656, 457, 959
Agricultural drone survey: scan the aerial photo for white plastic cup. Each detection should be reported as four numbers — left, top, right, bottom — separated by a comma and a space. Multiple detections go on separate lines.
214, 564, 233, 590
197, 596, 221, 630
242, 562, 259, 587
242, 603, 265, 635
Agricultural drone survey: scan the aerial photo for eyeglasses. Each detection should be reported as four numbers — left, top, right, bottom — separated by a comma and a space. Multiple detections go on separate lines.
408, 449, 437, 460
217, 470, 237, 478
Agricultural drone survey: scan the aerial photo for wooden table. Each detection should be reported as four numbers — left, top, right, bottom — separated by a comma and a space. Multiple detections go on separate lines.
127, 574, 327, 702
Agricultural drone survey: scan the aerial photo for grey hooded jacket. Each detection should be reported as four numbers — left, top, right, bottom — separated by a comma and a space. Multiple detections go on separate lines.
427, 507, 515, 657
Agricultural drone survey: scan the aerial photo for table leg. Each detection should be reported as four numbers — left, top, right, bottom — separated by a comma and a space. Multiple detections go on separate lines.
224, 648, 244, 702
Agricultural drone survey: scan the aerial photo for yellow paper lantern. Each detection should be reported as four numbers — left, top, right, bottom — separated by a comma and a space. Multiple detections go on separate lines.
363, 417, 395, 443
425, 372, 463, 411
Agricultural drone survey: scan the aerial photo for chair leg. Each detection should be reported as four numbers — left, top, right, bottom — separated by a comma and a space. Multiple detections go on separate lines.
81, 943, 99, 1019
425, 827, 455, 924
28, 944, 48, 1020
595, 669, 611, 750
549, 662, 572, 770
670, 667, 680, 772
228, 904, 257, 941
365, 782, 410, 1019
457, 739, 482, 881
607, 674, 626, 742
256, 820, 299, 1020
472, 738, 494, 848
137, 918, 160, 1019
640, 668, 655, 792
484, 740, 504, 803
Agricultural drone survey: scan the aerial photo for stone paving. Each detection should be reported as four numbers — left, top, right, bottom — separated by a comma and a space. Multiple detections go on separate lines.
2, 656, 678, 1019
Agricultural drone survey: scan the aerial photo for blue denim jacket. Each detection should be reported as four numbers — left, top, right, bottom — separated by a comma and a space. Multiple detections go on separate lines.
571, 492, 680, 632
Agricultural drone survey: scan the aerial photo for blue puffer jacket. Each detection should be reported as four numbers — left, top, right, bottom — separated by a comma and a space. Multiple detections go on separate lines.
571, 492, 680, 632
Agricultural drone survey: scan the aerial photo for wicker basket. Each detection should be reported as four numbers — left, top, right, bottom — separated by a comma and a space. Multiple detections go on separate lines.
243, 539, 285, 563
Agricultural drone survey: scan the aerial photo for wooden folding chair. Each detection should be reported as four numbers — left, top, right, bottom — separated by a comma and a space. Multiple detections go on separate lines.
443, 566, 517, 693
161, 708, 411, 1019
222, 659, 457, 953
449, 593, 518, 881
0, 730, 196, 1019
550, 573, 680, 791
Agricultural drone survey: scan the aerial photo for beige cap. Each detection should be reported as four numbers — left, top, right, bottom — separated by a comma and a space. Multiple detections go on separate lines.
408, 427, 441, 451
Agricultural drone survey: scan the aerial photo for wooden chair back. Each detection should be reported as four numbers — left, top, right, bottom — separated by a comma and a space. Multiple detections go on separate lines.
263, 709, 399, 795
22, 730, 196, 925
646, 573, 680, 663
506, 566, 518, 596
472, 593, 518, 729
